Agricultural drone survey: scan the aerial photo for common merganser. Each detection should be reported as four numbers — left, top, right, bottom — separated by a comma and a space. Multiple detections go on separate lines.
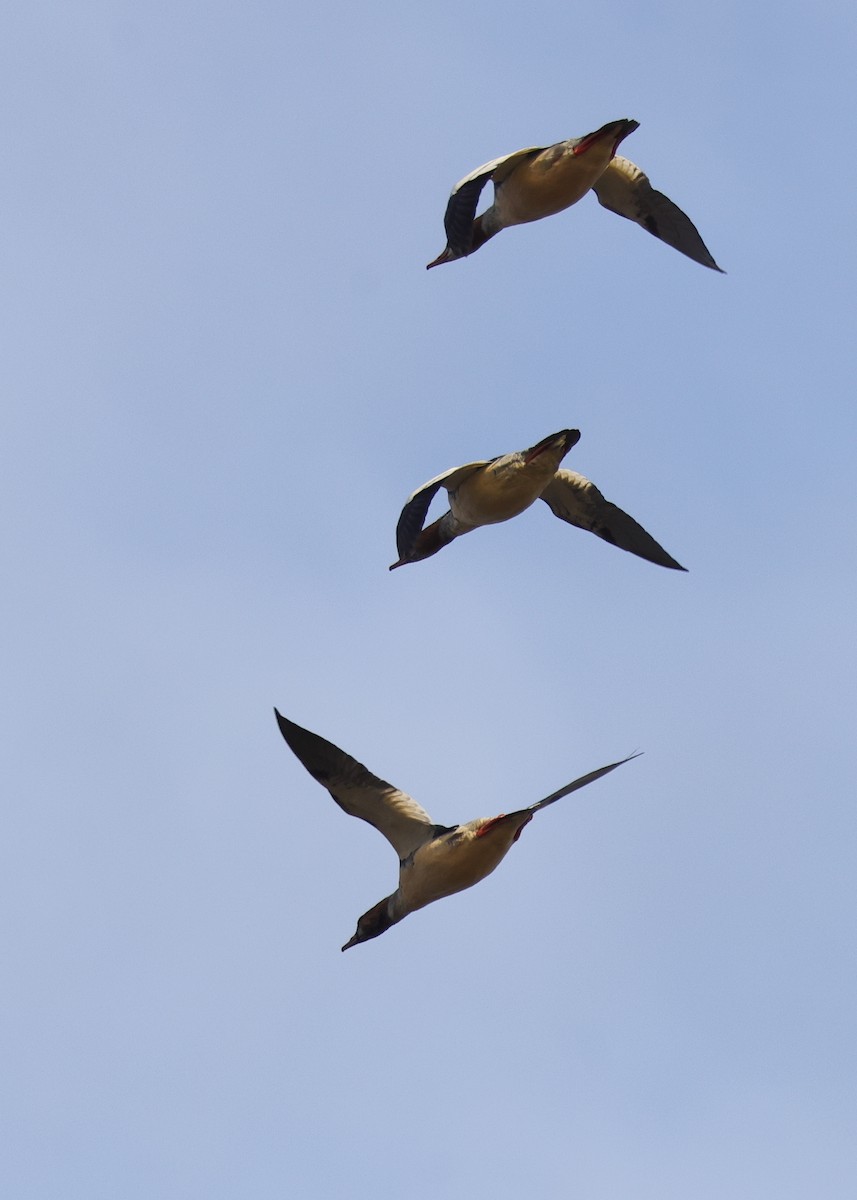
390, 428, 685, 571
274, 710, 638, 951
427, 118, 722, 271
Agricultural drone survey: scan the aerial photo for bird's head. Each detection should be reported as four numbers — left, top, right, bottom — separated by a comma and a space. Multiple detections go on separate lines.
389, 517, 449, 570
426, 244, 462, 269
342, 897, 396, 952
427, 215, 495, 269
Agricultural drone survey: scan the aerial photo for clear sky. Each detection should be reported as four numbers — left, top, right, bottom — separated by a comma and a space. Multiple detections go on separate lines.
3, 2, 856, 1197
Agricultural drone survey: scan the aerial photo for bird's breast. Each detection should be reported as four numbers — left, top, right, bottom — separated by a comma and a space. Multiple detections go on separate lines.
451, 459, 555, 527
397, 821, 522, 916
496, 142, 615, 226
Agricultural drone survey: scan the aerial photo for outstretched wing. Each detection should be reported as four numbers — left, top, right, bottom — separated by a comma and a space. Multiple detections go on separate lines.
593, 155, 723, 272
541, 469, 686, 571
274, 711, 438, 860
395, 461, 488, 560
442, 146, 545, 255
529, 752, 642, 813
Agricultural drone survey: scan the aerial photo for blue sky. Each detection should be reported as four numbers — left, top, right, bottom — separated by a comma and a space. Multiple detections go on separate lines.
3, 2, 856, 1197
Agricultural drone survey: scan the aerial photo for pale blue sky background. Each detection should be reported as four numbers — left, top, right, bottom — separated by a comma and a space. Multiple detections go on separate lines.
3, 2, 856, 1197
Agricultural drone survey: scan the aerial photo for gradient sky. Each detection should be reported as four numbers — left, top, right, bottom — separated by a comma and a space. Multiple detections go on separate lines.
4, 2, 856, 1197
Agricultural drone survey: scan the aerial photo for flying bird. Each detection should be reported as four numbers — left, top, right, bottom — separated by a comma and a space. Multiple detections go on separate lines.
427, 118, 722, 271
274, 709, 639, 950
390, 428, 686, 571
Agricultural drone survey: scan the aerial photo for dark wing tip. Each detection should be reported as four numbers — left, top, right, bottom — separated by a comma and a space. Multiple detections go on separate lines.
273, 711, 338, 787
656, 556, 687, 572
273, 708, 306, 751
640, 188, 723, 272
395, 483, 441, 560
442, 175, 490, 256
274, 706, 301, 754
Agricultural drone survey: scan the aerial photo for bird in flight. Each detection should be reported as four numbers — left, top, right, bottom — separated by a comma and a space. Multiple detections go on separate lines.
390, 428, 686, 572
427, 118, 722, 271
275, 710, 639, 951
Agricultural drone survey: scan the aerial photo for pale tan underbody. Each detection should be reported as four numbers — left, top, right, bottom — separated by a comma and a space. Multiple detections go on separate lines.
391, 428, 685, 572
428, 118, 722, 271
274, 710, 637, 950
394, 813, 532, 918
450, 436, 568, 529
488, 138, 617, 229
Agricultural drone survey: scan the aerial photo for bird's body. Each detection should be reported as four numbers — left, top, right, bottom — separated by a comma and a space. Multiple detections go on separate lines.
274, 710, 637, 950
486, 133, 620, 229
427, 118, 722, 271
445, 430, 570, 530
390, 428, 686, 572
397, 813, 532, 915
